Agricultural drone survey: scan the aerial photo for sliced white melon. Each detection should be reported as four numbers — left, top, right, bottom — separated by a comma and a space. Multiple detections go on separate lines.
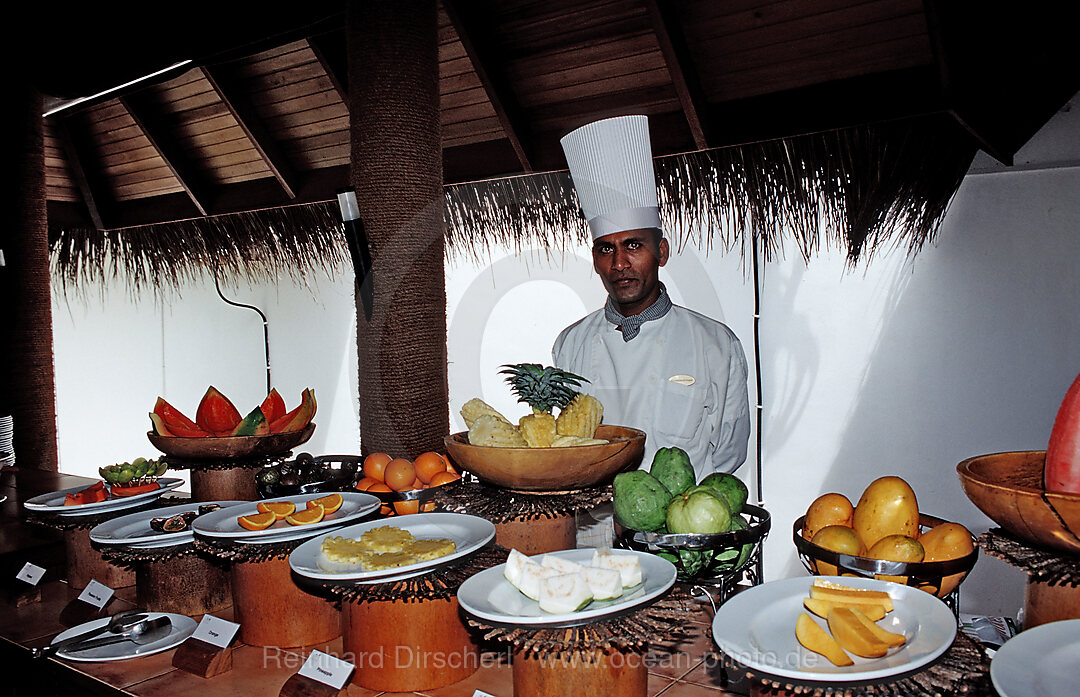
591, 549, 643, 588
538, 573, 593, 614
504, 548, 534, 587
541, 554, 586, 575
513, 561, 561, 600
581, 566, 623, 600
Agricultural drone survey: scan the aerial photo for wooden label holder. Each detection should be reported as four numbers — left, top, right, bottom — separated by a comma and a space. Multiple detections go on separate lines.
172, 637, 233, 678
278, 673, 348, 697
7, 577, 42, 607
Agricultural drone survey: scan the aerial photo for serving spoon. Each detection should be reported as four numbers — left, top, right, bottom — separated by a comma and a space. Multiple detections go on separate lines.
32, 609, 149, 658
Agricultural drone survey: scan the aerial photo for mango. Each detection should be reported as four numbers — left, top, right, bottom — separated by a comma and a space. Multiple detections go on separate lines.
803, 597, 886, 622
852, 476, 920, 550
809, 583, 894, 613
827, 607, 890, 658
847, 607, 905, 648
803, 492, 854, 540
919, 522, 974, 597
810, 525, 864, 576
795, 612, 852, 667
867, 534, 924, 585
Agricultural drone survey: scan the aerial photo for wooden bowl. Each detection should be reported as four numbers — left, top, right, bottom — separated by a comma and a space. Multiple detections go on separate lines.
443, 424, 646, 492
957, 450, 1080, 556
147, 423, 316, 460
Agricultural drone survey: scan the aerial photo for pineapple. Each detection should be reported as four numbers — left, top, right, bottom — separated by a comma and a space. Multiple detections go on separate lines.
460, 398, 512, 429
556, 393, 604, 438
359, 526, 416, 552
469, 414, 528, 447
519, 410, 557, 447
500, 363, 587, 414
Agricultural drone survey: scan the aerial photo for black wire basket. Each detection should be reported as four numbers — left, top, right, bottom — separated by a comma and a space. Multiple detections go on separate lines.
615, 503, 771, 590
793, 513, 978, 615
255, 453, 361, 498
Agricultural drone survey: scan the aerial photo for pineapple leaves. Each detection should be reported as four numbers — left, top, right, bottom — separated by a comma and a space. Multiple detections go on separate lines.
499, 363, 589, 413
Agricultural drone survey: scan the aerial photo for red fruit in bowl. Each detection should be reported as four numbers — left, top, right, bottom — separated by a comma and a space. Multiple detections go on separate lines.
1046, 372, 1080, 494
195, 386, 243, 435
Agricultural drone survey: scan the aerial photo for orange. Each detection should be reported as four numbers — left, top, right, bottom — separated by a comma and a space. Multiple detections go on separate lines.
384, 458, 416, 492
412, 477, 425, 490
308, 493, 343, 514
421, 501, 436, 512
368, 482, 393, 515
414, 452, 447, 484
238, 511, 277, 531
286, 503, 325, 526
355, 477, 378, 491
393, 499, 420, 515
363, 452, 392, 483
428, 471, 461, 487
256, 500, 296, 520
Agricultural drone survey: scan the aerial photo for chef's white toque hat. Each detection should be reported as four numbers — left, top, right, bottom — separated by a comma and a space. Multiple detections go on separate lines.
560, 114, 661, 242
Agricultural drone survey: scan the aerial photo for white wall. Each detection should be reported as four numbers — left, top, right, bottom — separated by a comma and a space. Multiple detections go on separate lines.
51, 96, 1079, 619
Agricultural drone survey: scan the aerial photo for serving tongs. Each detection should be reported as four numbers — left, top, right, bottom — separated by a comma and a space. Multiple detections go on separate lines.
33, 609, 164, 658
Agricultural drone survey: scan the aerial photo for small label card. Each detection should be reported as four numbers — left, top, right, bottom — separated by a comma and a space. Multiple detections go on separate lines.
191, 614, 240, 649
472, 692, 498, 697
76, 579, 114, 608
16, 562, 46, 586
297, 650, 355, 691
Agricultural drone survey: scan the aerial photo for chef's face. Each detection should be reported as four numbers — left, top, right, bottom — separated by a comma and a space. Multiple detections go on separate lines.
592, 228, 669, 316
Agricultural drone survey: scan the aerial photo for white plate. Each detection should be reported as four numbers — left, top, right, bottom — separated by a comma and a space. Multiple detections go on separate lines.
289, 512, 496, 581
711, 576, 956, 682
89, 501, 247, 548
457, 548, 677, 626
52, 612, 197, 662
192, 492, 380, 541
991, 619, 1080, 697
23, 478, 185, 517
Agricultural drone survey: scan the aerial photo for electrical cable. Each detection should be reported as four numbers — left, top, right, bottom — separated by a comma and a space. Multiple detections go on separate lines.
214, 274, 271, 395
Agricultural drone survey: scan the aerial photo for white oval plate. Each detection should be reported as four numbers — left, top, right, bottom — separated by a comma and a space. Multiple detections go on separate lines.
191, 492, 380, 541
52, 612, 197, 662
89, 501, 247, 548
23, 478, 185, 517
711, 576, 956, 682
991, 619, 1080, 697
289, 512, 496, 581
457, 548, 677, 626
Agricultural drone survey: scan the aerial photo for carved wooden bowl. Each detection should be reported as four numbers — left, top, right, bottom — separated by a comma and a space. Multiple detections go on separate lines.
147, 423, 316, 460
443, 424, 646, 492
957, 450, 1080, 556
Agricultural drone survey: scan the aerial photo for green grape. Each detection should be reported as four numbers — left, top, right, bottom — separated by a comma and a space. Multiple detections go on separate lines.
153, 460, 168, 476
117, 467, 135, 485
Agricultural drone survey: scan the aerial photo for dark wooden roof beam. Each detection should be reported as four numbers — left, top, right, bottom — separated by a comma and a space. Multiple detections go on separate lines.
119, 91, 211, 217
307, 32, 349, 106
443, 0, 535, 171
54, 115, 109, 230
644, 0, 712, 150
202, 65, 299, 200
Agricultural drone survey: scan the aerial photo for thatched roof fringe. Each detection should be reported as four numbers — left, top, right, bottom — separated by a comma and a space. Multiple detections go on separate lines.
49, 115, 976, 292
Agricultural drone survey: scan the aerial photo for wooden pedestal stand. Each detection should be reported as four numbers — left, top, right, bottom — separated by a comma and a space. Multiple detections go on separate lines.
137, 553, 231, 615
1024, 578, 1080, 628
495, 513, 576, 555
172, 638, 233, 678
63, 528, 134, 589
512, 648, 647, 697
279, 674, 346, 697
342, 596, 478, 692
231, 556, 340, 648
191, 467, 258, 502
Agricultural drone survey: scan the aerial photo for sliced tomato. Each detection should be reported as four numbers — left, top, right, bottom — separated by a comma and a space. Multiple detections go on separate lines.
110, 482, 161, 497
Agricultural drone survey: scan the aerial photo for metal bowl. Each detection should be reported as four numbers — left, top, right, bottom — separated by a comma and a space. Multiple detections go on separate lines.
147, 423, 315, 460
957, 450, 1080, 556
443, 424, 646, 492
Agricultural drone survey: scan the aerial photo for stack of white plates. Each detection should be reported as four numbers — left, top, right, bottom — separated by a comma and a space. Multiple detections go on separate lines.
0, 415, 13, 467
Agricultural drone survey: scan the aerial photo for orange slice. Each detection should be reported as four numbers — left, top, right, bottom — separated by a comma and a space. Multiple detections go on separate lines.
393, 499, 420, 515
238, 511, 277, 531
308, 493, 343, 514
257, 500, 296, 520
286, 503, 325, 526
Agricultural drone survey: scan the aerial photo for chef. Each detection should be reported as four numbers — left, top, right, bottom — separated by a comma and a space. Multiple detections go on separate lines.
552, 114, 751, 483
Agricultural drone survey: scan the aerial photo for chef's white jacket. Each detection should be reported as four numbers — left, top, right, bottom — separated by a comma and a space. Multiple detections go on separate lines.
552, 305, 751, 480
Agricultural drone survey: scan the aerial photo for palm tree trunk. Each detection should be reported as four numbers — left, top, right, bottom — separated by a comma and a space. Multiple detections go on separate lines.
0, 81, 58, 470
347, 0, 448, 458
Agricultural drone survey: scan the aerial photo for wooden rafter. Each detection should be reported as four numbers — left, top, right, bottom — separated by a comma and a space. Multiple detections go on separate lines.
202, 65, 298, 200
54, 116, 108, 230
307, 33, 349, 106
644, 0, 711, 150
443, 0, 534, 171
119, 92, 210, 217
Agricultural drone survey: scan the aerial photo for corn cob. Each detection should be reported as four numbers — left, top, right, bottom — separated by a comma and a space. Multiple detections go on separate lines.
460, 398, 512, 429
556, 393, 603, 438
469, 414, 528, 447
518, 410, 557, 447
